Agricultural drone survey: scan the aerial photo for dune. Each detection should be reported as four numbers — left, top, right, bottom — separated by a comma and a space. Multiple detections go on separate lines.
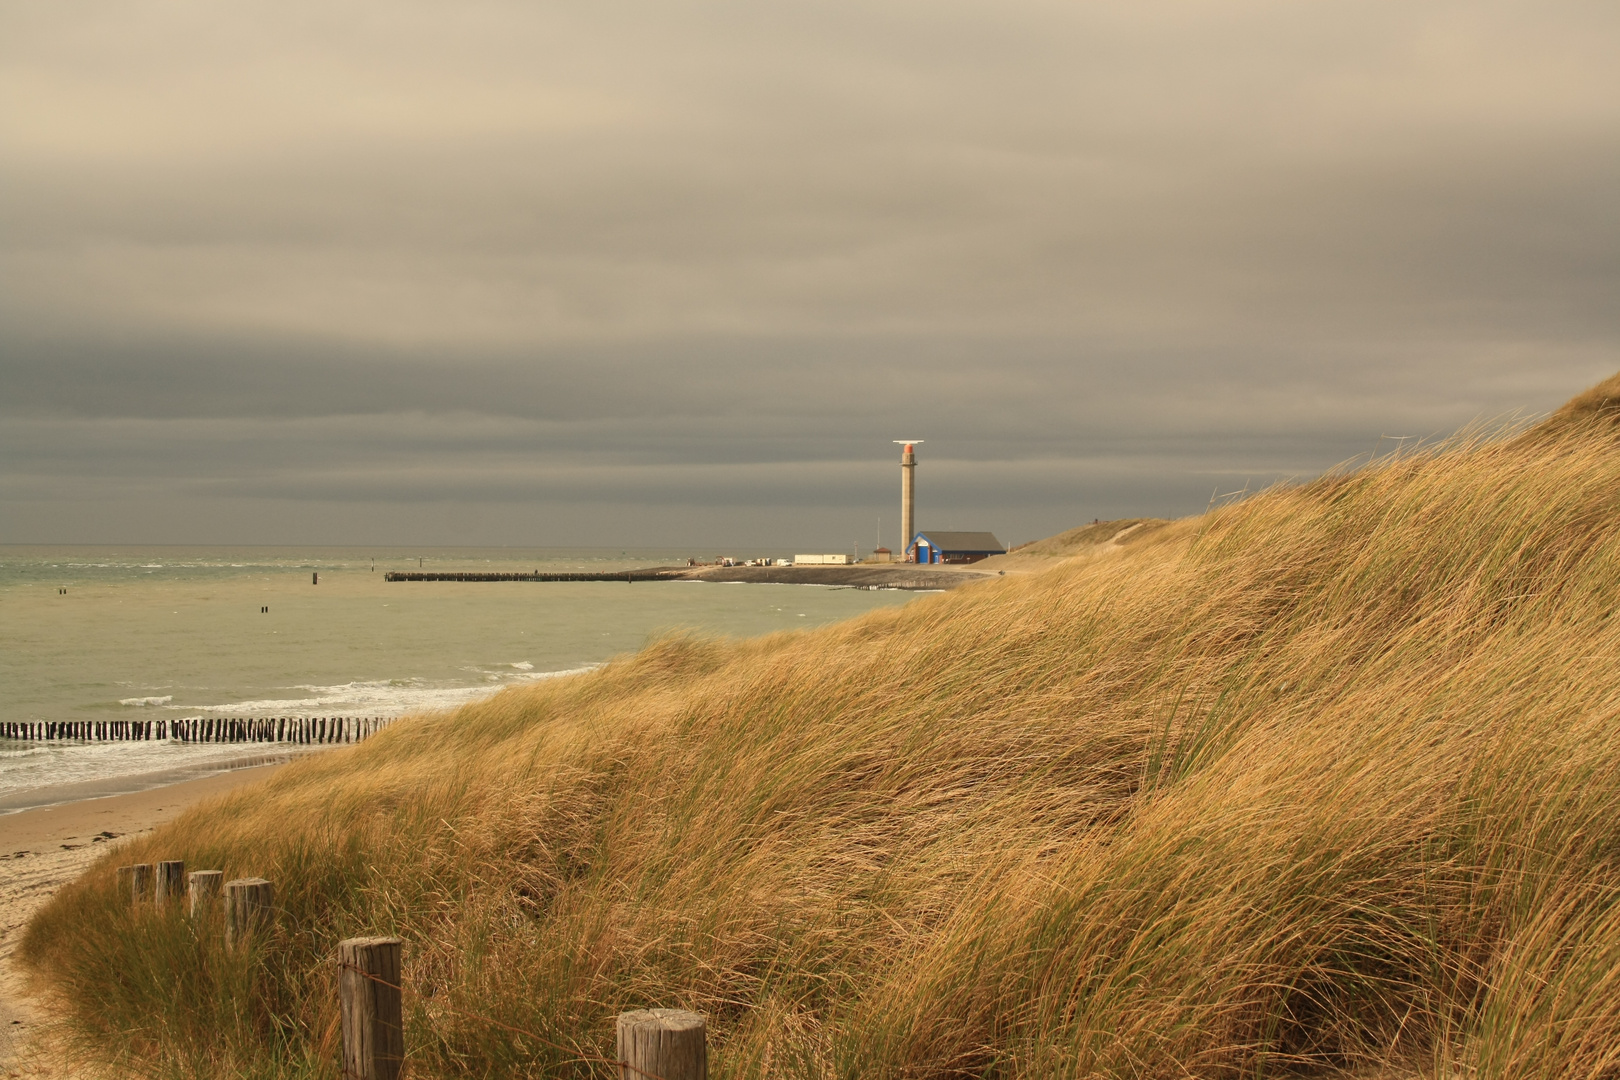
19, 377, 1620, 1078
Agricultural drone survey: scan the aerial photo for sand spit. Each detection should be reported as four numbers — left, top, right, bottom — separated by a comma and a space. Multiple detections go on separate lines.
680, 563, 990, 588
384, 563, 995, 589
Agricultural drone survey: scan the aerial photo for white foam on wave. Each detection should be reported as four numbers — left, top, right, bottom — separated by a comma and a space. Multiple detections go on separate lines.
119, 695, 173, 707
174, 666, 597, 718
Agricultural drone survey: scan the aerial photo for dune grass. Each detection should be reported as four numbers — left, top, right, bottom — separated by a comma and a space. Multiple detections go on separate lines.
22, 384, 1620, 1079
1005, 516, 1170, 558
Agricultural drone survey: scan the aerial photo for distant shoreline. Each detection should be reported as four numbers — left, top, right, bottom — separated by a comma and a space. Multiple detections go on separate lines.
386, 563, 992, 590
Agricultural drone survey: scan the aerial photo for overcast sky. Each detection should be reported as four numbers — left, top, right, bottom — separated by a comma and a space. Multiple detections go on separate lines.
3, 1, 1617, 549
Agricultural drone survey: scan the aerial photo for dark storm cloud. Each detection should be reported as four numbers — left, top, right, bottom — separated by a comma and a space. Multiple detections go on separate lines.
2, 1, 1618, 544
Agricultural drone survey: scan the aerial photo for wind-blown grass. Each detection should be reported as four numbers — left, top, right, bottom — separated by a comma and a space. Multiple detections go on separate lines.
22, 379, 1620, 1078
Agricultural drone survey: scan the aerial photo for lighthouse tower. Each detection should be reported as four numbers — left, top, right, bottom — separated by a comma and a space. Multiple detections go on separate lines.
893, 440, 922, 561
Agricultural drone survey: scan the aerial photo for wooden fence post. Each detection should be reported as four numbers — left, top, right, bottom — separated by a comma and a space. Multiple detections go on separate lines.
131, 863, 155, 903
224, 878, 275, 949
155, 860, 186, 906
617, 1009, 706, 1080
338, 937, 404, 1080
188, 870, 224, 916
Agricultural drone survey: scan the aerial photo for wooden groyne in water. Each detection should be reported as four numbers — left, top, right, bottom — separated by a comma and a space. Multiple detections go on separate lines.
1, 716, 392, 745
384, 569, 686, 583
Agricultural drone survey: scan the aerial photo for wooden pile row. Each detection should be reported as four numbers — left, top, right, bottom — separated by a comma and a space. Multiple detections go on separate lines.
0, 716, 392, 744
384, 569, 682, 582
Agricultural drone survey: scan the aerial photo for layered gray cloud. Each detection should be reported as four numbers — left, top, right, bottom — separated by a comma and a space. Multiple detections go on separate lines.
3, 1, 1617, 546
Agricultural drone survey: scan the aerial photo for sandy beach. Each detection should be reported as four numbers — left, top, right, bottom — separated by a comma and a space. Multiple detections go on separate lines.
0, 764, 287, 1078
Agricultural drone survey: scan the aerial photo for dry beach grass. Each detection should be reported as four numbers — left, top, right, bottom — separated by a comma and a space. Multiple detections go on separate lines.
20, 376, 1620, 1078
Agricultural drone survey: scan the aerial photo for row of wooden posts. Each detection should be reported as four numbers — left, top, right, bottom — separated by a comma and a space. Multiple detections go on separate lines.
119, 862, 708, 1080
116, 861, 273, 948
0, 716, 392, 745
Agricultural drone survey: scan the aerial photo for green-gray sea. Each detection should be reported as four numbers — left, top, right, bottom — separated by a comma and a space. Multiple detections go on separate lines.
1, 546, 923, 808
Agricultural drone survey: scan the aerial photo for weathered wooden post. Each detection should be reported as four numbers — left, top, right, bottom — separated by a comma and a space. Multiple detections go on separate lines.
131, 863, 155, 903
189, 870, 224, 916
616, 1009, 707, 1080
224, 878, 275, 949
338, 937, 405, 1080
155, 860, 186, 906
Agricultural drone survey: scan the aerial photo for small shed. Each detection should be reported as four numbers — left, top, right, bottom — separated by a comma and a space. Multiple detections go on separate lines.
908, 531, 1006, 565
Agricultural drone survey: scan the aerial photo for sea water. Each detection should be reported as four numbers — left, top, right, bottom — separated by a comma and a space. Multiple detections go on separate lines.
1, 546, 923, 809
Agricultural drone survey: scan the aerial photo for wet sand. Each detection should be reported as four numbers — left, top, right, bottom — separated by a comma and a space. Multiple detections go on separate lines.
0, 751, 307, 816
0, 764, 287, 1078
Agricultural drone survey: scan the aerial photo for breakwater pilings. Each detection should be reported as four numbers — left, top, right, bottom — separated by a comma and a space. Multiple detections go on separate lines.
1, 716, 392, 745
384, 569, 686, 582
